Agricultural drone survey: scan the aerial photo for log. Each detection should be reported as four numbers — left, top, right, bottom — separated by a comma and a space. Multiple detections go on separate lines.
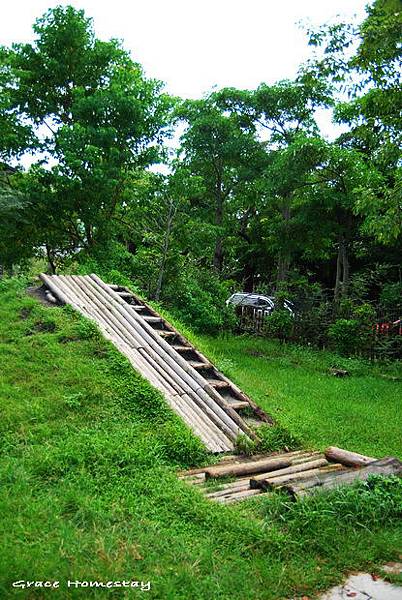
178, 450, 309, 478
324, 446, 376, 467
252, 462, 342, 491
204, 456, 292, 479
85, 276, 243, 441
40, 273, 70, 305
205, 479, 251, 498
90, 274, 257, 441
67, 276, 231, 452
214, 489, 262, 504
44, 290, 58, 304
250, 458, 331, 489
284, 457, 402, 498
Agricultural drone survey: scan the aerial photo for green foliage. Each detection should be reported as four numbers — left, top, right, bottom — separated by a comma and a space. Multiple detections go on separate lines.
0, 6, 173, 267
264, 310, 294, 343
164, 267, 236, 334
262, 475, 402, 543
328, 319, 361, 356
380, 282, 402, 314
235, 433, 257, 456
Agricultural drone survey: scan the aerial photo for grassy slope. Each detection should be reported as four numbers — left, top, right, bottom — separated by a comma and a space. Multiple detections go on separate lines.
0, 278, 401, 600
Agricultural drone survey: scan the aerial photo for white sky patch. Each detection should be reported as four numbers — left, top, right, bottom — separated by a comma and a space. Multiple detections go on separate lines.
2, 0, 368, 162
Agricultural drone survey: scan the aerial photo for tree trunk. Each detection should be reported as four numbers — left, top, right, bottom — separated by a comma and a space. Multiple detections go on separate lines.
45, 244, 56, 274
213, 178, 224, 272
127, 241, 136, 255
155, 199, 175, 302
242, 260, 255, 292
276, 252, 290, 288
276, 200, 291, 288
334, 234, 350, 305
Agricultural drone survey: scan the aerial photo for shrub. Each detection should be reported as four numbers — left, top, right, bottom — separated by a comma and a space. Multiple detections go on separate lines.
328, 318, 361, 356
163, 267, 236, 335
264, 310, 294, 343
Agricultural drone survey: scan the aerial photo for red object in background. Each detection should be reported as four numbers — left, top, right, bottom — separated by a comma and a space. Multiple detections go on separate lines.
373, 319, 402, 335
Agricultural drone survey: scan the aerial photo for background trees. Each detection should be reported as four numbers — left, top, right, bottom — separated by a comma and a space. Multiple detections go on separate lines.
0, 2, 400, 349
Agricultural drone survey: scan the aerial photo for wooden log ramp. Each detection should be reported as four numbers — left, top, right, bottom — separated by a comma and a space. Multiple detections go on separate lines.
39, 274, 273, 453
179, 447, 402, 504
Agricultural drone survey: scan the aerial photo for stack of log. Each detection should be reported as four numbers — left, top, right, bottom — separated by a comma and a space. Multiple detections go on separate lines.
179, 447, 402, 504
40, 273, 259, 453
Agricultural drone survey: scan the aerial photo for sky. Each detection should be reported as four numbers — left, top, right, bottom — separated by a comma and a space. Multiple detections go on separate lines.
1, 0, 369, 140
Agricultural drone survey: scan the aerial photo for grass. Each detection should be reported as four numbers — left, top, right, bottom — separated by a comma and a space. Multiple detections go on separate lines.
194, 334, 402, 459
0, 276, 401, 599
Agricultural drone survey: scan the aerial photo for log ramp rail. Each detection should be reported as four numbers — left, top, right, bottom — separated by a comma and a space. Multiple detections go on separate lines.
40, 273, 272, 453
179, 447, 402, 504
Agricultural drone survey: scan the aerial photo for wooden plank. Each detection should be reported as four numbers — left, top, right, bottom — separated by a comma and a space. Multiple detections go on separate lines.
207, 380, 230, 389
189, 361, 211, 369
226, 400, 250, 410
143, 316, 163, 323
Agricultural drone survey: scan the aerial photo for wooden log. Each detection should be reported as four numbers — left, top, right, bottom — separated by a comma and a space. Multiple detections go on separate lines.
85, 275, 244, 441
284, 457, 402, 498
68, 276, 234, 450
177, 450, 309, 478
204, 456, 292, 479
250, 458, 331, 489
324, 446, 376, 467
251, 461, 341, 490
205, 479, 251, 498
89, 274, 257, 441
44, 290, 58, 304
214, 489, 262, 504
66, 276, 230, 451
40, 273, 71, 306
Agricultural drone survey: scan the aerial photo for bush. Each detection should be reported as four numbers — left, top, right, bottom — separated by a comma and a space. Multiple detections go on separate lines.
264, 309, 294, 343
163, 267, 236, 335
328, 318, 361, 356
380, 282, 402, 316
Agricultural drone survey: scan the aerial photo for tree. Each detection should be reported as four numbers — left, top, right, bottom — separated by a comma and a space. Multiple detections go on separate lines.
303, 0, 402, 244
176, 95, 266, 273
0, 6, 172, 267
217, 80, 332, 286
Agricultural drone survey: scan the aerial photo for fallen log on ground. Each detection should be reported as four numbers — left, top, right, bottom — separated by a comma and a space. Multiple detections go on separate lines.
204, 456, 292, 479
324, 446, 376, 467
214, 488, 262, 504
283, 457, 402, 498
250, 458, 336, 489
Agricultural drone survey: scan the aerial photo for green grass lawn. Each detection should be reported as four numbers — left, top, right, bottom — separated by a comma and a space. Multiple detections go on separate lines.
193, 334, 402, 459
0, 277, 401, 600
